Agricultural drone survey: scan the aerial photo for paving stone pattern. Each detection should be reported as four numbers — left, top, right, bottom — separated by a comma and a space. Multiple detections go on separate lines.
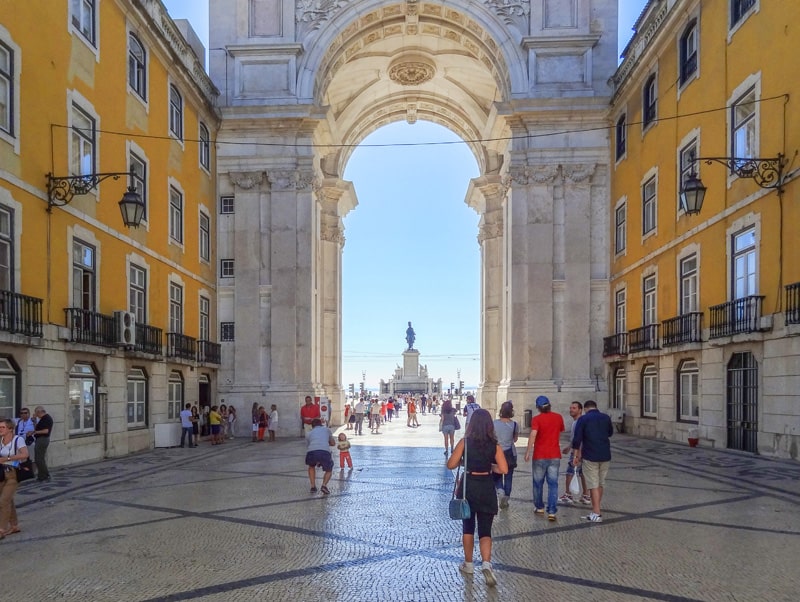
2, 411, 799, 601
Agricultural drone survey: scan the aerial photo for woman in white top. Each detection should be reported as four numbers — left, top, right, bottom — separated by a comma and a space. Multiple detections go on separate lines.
268, 405, 279, 442
0, 417, 29, 538
227, 406, 237, 439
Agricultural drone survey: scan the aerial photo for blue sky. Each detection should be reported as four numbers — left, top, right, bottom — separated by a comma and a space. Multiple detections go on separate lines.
162, 0, 648, 391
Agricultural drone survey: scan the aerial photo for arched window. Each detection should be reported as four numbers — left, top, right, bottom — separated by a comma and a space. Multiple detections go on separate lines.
69, 363, 98, 434
678, 360, 699, 421
612, 367, 625, 410
167, 371, 184, 420
127, 367, 148, 428
643, 74, 657, 128
679, 20, 698, 85
641, 364, 658, 417
128, 33, 146, 99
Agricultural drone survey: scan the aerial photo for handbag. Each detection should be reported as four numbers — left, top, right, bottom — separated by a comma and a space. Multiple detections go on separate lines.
453, 415, 461, 431
12, 437, 35, 482
448, 442, 472, 520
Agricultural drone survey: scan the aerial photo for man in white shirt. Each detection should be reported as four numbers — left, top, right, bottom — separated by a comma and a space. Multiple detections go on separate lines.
353, 399, 366, 436
179, 403, 196, 448
463, 394, 480, 427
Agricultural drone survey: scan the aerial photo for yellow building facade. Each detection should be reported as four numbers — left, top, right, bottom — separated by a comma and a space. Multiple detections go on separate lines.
607, 0, 800, 458
0, 0, 220, 465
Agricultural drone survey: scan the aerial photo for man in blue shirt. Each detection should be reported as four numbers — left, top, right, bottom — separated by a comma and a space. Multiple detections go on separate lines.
305, 419, 336, 495
571, 400, 613, 523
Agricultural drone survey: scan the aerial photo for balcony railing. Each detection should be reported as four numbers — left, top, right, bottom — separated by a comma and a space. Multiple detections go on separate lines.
662, 312, 703, 346
136, 323, 163, 355
166, 332, 196, 360
709, 296, 764, 338
786, 282, 800, 325
629, 323, 660, 353
64, 308, 117, 346
603, 332, 629, 357
197, 340, 221, 364
0, 290, 44, 337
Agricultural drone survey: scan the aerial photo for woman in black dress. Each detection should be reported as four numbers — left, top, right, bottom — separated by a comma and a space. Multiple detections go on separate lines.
446, 408, 508, 587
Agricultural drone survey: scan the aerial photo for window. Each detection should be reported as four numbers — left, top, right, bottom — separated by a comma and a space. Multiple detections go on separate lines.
0, 357, 18, 420
642, 176, 656, 235
732, 227, 756, 299
129, 152, 147, 220
169, 85, 183, 140
731, 0, 756, 27
71, 104, 95, 176
71, 0, 96, 45
69, 363, 97, 434
169, 282, 183, 334
199, 212, 210, 262
643, 74, 657, 128
72, 239, 96, 311
643, 275, 657, 326
221, 322, 235, 341
615, 114, 626, 160
612, 367, 625, 410
615, 288, 626, 334
679, 140, 698, 207
199, 296, 210, 341
615, 202, 626, 254
220, 196, 234, 214
220, 259, 235, 278
641, 364, 658, 417
732, 87, 756, 164
127, 368, 147, 428
0, 205, 13, 291
0, 41, 13, 135
678, 360, 699, 421
129, 264, 146, 323
167, 371, 183, 421
199, 123, 210, 169
128, 34, 146, 100
169, 187, 183, 243
679, 21, 698, 85
680, 255, 698, 314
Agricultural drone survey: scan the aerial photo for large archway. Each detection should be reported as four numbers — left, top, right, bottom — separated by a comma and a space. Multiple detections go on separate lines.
210, 0, 617, 429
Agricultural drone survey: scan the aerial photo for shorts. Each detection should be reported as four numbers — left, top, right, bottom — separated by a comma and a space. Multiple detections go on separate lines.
305, 450, 334, 472
581, 460, 610, 490
565, 451, 582, 476
441, 425, 455, 435
211, 425, 221, 435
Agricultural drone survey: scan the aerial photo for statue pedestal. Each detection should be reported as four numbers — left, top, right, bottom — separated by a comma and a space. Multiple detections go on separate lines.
403, 350, 419, 376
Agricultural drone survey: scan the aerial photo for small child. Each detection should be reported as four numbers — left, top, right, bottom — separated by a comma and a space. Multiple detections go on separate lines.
337, 432, 352, 469
268, 404, 278, 442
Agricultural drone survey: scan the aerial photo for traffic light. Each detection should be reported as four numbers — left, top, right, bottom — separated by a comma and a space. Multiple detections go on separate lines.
348, 383, 355, 397
459, 380, 464, 394
450, 382, 454, 392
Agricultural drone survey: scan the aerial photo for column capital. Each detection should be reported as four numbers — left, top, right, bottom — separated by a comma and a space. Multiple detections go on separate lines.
266, 169, 315, 190
562, 163, 596, 183
229, 171, 265, 190
507, 164, 560, 185
478, 221, 503, 243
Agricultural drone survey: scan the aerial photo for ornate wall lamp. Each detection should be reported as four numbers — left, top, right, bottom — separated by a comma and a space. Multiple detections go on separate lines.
680, 154, 787, 215
46, 171, 146, 227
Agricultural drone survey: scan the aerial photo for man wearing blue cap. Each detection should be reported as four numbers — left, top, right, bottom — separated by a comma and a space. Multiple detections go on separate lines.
524, 395, 564, 521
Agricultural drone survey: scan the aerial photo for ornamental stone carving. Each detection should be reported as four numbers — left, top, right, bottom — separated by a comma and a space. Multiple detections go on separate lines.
478, 220, 503, 243
229, 171, 265, 190
296, 0, 351, 31
482, 0, 530, 23
507, 164, 559, 185
267, 169, 315, 190
562, 163, 596, 183
388, 57, 436, 86
320, 224, 345, 245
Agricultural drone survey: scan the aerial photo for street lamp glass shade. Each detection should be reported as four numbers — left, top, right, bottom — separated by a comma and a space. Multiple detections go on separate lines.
118, 187, 146, 227
680, 173, 707, 215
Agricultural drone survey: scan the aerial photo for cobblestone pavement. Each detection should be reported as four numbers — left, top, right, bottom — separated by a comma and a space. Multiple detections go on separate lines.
2, 411, 799, 601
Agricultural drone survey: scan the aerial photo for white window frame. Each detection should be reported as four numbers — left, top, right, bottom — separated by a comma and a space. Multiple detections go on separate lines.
199, 211, 210, 263
615, 113, 627, 162
729, 0, 758, 36
199, 295, 210, 341
0, 29, 20, 153
69, 363, 97, 435
69, 0, 98, 50
642, 175, 657, 237
221, 322, 235, 341
612, 367, 625, 411
72, 238, 96, 311
220, 259, 234, 278
678, 19, 698, 89
127, 367, 147, 428
732, 227, 757, 300
0, 204, 14, 292
129, 263, 146, 324
614, 197, 626, 255
643, 273, 657, 326
199, 122, 210, 171
168, 184, 184, 246
731, 87, 757, 168
642, 73, 657, 131
168, 84, 183, 141
127, 32, 147, 101
0, 357, 17, 421
167, 371, 183, 421
169, 281, 183, 334
641, 364, 658, 418
679, 253, 698, 314
71, 103, 96, 177
615, 287, 626, 334
220, 195, 234, 214
678, 359, 700, 421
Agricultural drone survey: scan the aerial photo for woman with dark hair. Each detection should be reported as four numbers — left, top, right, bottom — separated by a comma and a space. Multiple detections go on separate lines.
446, 408, 508, 587
439, 398, 458, 456
0, 417, 29, 538
493, 401, 519, 508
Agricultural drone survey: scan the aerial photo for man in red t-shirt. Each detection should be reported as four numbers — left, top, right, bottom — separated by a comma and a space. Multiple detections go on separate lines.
300, 396, 321, 433
524, 395, 565, 520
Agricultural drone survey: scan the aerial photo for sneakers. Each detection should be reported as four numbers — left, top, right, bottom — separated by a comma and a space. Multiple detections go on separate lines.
499, 494, 509, 509
482, 565, 498, 587
459, 561, 474, 575
534, 507, 545, 515
547, 513, 557, 522
582, 512, 603, 523
580, 494, 592, 505
558, 494, 574, 505
320, 485, 330, 495
310, 486, 317, 493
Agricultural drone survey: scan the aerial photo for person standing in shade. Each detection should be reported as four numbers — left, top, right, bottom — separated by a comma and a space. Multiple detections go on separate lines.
251, 402, 260, 442
179, 403, 196, 448
353, 398, 365, 436
300, 396, 320, 434
32, 406, 53, 482
14, 408, 35, 447
524, 395, 564, 521
493, 401, 519, 509
572, 399, 613, 523
560, 401, 590, 505
305, 418, 335, 495
268, 404, 279, 441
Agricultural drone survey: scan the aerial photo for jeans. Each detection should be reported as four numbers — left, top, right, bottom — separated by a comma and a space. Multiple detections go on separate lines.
354, 413, 364, 435
34, 436, 50, 480
493, 467, 514, 496
532, 458, 560, 514
180, 427, 193, 447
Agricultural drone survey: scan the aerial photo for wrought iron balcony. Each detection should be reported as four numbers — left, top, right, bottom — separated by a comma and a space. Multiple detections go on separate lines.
786, 282, 800, 325
64, 308, 117, 346
197, 340, 221, 364
135, 323, 163, 355
603, 332, 629, 357
166, 332, 196, 360
0, 290, 44, 337
709, 295, 764, 338
662, 312, 703, 347
629, 323, 660, 353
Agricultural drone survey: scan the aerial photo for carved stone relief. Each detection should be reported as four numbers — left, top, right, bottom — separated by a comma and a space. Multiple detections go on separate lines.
266, 169, 314, 190
229, 171, 265, 189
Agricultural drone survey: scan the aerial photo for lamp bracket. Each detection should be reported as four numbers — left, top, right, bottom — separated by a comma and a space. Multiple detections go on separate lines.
695, 154, 785, 191
47, 171, 134, 209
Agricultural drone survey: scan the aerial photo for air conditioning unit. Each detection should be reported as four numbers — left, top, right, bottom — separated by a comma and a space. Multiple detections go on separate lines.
114, 311, 136, 347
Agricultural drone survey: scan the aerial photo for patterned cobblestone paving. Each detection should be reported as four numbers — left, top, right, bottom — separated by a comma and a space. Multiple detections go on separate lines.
2, 411, 799, 601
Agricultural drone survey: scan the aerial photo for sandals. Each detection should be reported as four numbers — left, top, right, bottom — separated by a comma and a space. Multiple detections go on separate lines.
310, 486, 317, 493
320, 485, 330, 495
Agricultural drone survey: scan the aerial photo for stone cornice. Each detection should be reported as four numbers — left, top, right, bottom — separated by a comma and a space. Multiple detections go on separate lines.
506, 163, 598, 185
